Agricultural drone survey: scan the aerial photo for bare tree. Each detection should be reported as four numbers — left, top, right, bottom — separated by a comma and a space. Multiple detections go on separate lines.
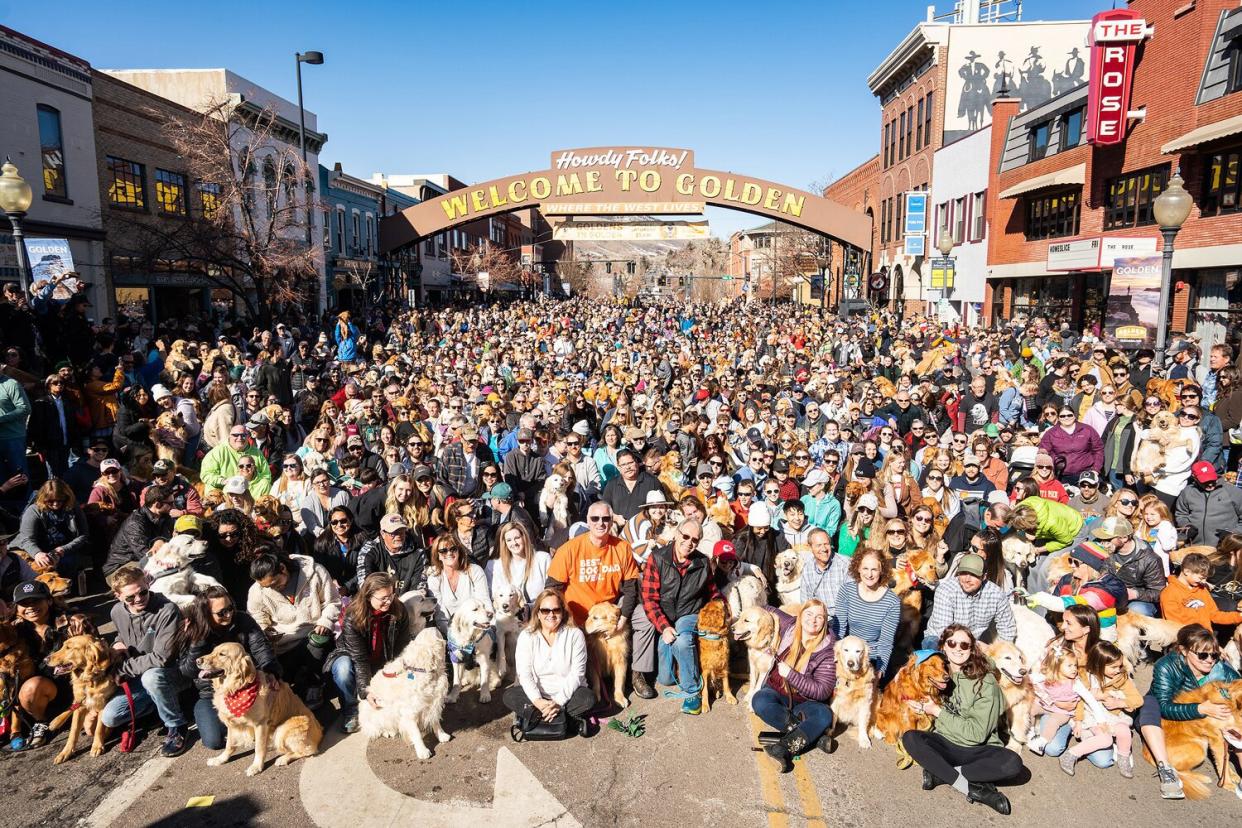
111, 99, 319, 322
556, 257, 595, 297
340, 258, 380, 313
450, 242, 525, 293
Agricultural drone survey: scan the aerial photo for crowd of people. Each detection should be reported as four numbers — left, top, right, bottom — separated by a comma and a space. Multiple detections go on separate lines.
1, 284, 1242, 817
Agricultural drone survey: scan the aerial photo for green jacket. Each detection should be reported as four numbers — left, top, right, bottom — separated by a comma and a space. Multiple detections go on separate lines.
200, 443, 272, 496
931, 670, 1005, 748
1150, 651, 1240, 721
1019, 496, 1083, 552
0, 375, 30, 441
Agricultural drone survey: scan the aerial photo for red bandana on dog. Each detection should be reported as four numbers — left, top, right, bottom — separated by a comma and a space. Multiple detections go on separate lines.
225, 679, 261, 717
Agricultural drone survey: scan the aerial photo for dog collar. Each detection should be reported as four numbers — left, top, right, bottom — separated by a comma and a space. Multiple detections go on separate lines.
382, 668, 431, 679
694, 629, 724, 641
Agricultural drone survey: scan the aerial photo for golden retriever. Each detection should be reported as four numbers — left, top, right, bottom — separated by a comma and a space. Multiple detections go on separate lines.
0, 621, 35, 743
696, 598, 735, 711
830, 635, 875, 749
984, 640, 1035, 750
491, 585, 523, 682
872, 652, 951, 769
584, 601, 630, 710
1224, 626, 1242, 673
46, 632, 116, 764
198, 643, 322, 776
1115, 613, 1182, 668
725, 573, 766, 621
731, 605, 780, 712
773, 550, 803, 606
891, 548, 940, 651
446, 597, 497, 704
358, 628, 451, 759
1142, 680, 1242, 799
1132, 410, 1195, 484
152, 410, 189, 463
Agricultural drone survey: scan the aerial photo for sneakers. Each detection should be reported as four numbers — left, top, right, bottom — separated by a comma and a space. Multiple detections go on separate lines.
1157, 763, 1185, 800
631, 672, 656, 700
28, 722, 49, 749
341, 713, 359, 734
1059, 751, 1077, 776
161, 726, 189, 758
1026, 735, 1047, 755
680, 696, 702, 716
1116, 752, 1134, 779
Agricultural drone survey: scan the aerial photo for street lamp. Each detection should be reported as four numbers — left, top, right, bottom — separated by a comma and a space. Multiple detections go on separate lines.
294, 51, 324, 166
1152, 170, 1194, 369
937, 229, 954, 258
0, 159, 34, 295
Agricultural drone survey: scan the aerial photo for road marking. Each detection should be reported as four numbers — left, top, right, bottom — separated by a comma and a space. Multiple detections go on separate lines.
79, 754, 175, 827
793, 760, 827, 828
748, 712, 790, 828
300, 729, 580, 827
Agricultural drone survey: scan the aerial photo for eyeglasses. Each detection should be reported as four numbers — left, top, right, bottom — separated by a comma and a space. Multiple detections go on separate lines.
1190, 650, 1220, 662
212, 606, 235, 619
1058, 413, 1076, 420
537, 607, 563, 616
218, 529, 239, 539
231, 432, 248, 438
886, 528, 907, 536
927, 473, 943, 481
238, 463, 255, 470
1179, 412, 1201, 422
857, 507, 875, 514
330, 518, 351, 526
283, 463, 300, 470
794, 454, 810, 461
679, 532, 702, 542
1145, 400, 1162, 407
587, 515, 611, 523
121, 588, 150, 605
104, 469, 121, 476
1118, 497, 1138, 506
709, 460, 723, 466
943, 639, 972, 651
912, 515, 931, 524
482, 470, 499, 477
1180, 393, 1201, 400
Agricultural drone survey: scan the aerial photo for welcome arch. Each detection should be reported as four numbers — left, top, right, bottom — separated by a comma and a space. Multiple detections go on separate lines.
379, 147, 872, 252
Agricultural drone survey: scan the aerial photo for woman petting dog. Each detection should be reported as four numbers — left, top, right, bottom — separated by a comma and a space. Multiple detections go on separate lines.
328, 573, 411, 734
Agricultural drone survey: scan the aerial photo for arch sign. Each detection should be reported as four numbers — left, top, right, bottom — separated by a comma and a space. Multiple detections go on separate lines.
379, 147, 872, 252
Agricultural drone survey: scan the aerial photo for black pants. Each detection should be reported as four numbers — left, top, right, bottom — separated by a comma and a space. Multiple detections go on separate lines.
901, 730, 1024, 785
502, 684, 596, 720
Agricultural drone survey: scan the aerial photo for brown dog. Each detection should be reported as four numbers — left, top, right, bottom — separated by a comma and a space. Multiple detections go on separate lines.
46, 632, 116, 764
0, 621, 35, 742
871, 651, 951, 769
892, 548, 940, 651
731, 605, 781, 712
696, 598, 736, 711
198, 643, 322, 776
984, 640, 1035, 749
584, 602, 630, 710
831, 635, 876, 749
1142, 680, 1242, 799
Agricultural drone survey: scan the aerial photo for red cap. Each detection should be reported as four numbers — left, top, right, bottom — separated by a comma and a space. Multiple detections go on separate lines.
712, 540, 737, 562
1191, 460, 1218, 483
695, 389, 710, 401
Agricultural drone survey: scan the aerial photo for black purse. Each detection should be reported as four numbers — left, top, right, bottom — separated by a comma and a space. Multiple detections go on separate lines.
510, 705, 570, 742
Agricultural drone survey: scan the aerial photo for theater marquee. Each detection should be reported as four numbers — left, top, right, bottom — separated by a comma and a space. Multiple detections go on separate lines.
379, 147, 873, 252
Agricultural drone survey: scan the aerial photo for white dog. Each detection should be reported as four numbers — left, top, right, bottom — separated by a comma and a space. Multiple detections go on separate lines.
144, 534, 222, 607
400, 591, 436, 639
446, 598, 497, 704
538, 473, 570, 537
1011, 602, 1056, 670
358, 628, 451, 760
773, 550, 803, 607
725, 573, 766, 621
491, 586, 523, 682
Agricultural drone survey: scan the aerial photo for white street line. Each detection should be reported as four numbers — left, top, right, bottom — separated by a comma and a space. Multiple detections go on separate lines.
78, 754, 175, 828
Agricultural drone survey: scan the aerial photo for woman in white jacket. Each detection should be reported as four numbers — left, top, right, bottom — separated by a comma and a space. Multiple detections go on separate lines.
485, 522, 550, 608
1137, 408, 1202, 510
426, 535, 489, 636
502, 588, 595, 736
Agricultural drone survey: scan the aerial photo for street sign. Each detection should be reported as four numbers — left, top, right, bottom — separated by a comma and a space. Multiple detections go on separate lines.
845, 272, 861, 288
904, 234, 925, 257
929, 257, 955, 289
904, 192, 928, 235
868, 271, 888, 292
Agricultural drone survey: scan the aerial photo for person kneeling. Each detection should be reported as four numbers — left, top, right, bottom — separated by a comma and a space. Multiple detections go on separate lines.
901, 625, 1024, 816
503, 589, 596, 738
753, 600, 836, 773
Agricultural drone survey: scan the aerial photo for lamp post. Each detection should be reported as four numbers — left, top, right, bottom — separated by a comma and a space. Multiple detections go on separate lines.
0, 159, 34, 296
935, 230, 954, 321
295, 51, 324, 313
1151, 170, 1194, 370
294, 51, 324, 166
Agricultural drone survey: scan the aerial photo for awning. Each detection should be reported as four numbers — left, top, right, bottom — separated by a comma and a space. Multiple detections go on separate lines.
998, 163, 1086, 200
1162, 113, 1242, 153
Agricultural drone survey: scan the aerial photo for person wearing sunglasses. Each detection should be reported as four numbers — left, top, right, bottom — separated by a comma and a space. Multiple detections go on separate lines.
100, 563, 192, 758
1139, 623, 1242, 800
201, 423, 273, 499
504, 588, 597, 737
177, 584, 280, 751
1037, 405, 1102, 487
903, 624, 1024, 815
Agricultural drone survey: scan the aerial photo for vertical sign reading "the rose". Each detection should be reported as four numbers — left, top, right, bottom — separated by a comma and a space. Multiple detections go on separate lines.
1086, 8, 1151, 146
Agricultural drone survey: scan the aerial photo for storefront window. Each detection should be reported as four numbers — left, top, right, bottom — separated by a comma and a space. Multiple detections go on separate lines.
1202, 147, 1242, 216
1024, 189, 1081, 240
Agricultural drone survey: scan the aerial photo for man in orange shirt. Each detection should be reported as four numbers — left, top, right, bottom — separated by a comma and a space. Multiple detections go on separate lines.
546, 501, 655, 699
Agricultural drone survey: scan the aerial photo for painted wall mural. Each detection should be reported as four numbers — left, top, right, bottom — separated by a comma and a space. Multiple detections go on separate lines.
943, 22, 1089, 144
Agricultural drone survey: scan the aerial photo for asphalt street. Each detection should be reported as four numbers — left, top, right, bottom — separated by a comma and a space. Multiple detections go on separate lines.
5, 665, 1240, 827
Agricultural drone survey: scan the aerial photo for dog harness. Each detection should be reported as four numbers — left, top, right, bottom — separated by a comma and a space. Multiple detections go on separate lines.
447, 628, 496, 669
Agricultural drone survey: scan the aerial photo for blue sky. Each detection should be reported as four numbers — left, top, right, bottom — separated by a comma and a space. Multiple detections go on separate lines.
5, 0, 1094, 239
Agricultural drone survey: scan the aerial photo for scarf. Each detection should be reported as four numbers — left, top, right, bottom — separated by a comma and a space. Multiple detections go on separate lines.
224, 679, 261, 717
370, 609, 388, 658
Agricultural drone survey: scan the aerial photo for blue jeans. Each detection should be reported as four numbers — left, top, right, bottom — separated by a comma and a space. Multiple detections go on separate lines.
657, 612, 702, 695
330, 655, 357, 716
193, 697, 226, 750
101, 667, 188, 730
1126, 601, 1157, 618
751, 686, 833, 744
1040, 714, 1114, 768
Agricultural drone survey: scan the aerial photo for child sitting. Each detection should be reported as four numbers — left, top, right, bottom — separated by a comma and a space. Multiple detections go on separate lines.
1159, 552, 1242, 629
1059, 641, 1143, 778
1028, 646, 1080, 755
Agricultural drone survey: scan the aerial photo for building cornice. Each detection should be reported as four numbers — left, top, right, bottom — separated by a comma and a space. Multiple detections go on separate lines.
867, 23, 946, 95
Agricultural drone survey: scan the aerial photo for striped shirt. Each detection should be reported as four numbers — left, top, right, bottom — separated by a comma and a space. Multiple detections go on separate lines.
831, 583, 901, 674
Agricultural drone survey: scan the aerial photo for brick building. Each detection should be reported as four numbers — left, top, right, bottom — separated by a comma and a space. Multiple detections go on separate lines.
823, 153, 879, 310
986, 0, 1242, 349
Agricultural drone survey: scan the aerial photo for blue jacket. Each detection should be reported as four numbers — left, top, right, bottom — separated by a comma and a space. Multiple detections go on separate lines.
334, 322, 360, 362
1149, 651, 1240, 721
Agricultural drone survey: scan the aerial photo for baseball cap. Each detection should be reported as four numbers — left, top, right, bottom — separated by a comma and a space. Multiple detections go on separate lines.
223, 476, 248, 495
1091, 515, 1133, 540
100, 458, 122, 473
13, 580, 50, 603
962, 453, 981, 467
1078, 470, 1100, 486
483, 482, 514, 501
412, 464, 435, 481
624, 426, 646, 443
347, 435, 364, 448
152, 458, 175, 475
856, 492, 879, 511
1192, 460, 1218, 483
696, 461, 713, 479
713, 540, 737, 563
386, 462, 406, 479
380, 514, 408, 533
955, 554, 985, 578
802, 469, 829, 488
772, 459, 790, 474
746, 427, 763, 445
246, 412, 270, 430
174, 515, 204, 536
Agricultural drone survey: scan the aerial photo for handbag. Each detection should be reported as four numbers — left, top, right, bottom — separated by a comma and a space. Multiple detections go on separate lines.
509, 704, 570, 742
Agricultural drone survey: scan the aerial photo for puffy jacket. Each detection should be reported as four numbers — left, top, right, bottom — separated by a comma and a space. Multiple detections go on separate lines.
104, 507, 173, 575
764, 606, 836, 703
1174, 483, 1242, 545
332, 609, 412, 700
179, 611, 281, 699
1149, 651, 1240, 721
1107, 542, 1166, 605
1018, 495, 1083, 552
1039, 423, 1103, 477
1051, 570, 1129, 629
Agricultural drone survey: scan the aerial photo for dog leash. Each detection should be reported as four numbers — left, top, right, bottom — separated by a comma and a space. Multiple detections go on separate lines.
118, 681, 138, 753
